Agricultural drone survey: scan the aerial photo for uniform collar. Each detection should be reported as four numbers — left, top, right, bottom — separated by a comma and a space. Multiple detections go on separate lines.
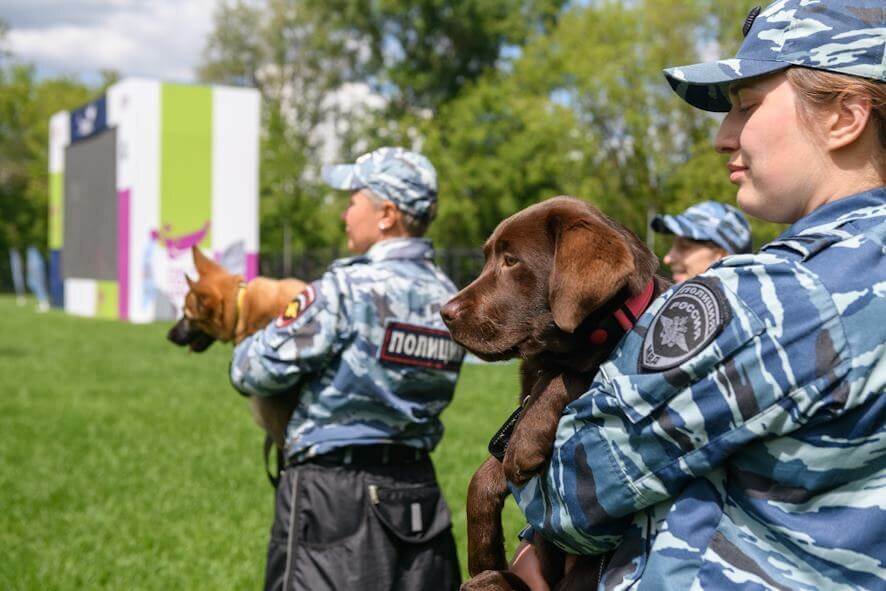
330, 237, 435, 268
772, 186, 886, 242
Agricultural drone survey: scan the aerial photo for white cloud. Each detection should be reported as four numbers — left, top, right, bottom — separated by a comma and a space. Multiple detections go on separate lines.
3, 0, 218, 83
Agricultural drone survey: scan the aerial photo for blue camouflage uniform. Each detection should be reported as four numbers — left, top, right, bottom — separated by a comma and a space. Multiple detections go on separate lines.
513, 2, 886, 589
231, 237, 463, 463
513, 188, 886, 589
652, 202, 752, 255
232, 147, 464, 591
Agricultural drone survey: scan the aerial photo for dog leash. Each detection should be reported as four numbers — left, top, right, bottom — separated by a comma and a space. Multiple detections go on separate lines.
233, 282, 247, 334
236, 282, 246, 313
264, 435, 285, 488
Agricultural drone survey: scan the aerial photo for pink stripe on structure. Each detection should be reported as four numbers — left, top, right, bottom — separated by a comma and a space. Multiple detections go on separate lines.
117, 189, 130, 320
246, 253, 258, 280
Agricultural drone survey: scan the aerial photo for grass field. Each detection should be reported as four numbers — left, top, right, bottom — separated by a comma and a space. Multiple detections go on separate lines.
0, 295, 527, 589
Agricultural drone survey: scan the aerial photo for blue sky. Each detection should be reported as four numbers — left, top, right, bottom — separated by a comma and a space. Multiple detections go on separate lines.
1, 0, 217, 84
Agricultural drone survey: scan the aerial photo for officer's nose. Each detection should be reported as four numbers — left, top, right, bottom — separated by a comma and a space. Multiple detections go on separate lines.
440, 299, 463, 326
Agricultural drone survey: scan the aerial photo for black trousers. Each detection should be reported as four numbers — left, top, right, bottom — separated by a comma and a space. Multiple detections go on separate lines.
264, 454, 461, 591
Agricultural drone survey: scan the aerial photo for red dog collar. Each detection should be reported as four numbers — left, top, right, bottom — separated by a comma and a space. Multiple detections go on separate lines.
588, 280, 656, 345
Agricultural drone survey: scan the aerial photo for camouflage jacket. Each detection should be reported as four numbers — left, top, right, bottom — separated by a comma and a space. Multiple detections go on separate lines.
513, 187, 886, 589
230, 238, 464, 463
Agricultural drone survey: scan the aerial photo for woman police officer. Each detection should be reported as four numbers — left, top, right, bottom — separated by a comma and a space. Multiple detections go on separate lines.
231, 148, 463, 591
509, 1, 886, 589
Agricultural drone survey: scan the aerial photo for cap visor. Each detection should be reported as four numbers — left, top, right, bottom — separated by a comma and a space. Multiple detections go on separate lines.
651, 214, 680, 236
663, 59, 787, 112
321, 164, 361, 190
653, 213, 721, 245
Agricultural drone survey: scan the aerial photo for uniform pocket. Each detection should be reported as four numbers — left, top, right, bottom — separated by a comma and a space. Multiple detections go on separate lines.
367, 482, 453, 544
297, 466, 367, 547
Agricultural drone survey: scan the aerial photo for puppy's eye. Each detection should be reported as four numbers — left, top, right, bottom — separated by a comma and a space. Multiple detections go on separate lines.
503, 254, 519, 267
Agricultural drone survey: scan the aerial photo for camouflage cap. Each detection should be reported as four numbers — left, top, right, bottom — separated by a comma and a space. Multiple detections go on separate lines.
651, 201, 752, 254
664, 0, 886, 112
321, 147, 439, 222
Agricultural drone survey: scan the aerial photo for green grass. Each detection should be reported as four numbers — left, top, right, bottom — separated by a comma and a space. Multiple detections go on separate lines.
0, 296, 526, 589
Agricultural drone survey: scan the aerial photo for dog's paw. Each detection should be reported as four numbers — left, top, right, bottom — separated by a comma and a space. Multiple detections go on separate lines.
502, 440, 547, 486
461, 570, 530, 591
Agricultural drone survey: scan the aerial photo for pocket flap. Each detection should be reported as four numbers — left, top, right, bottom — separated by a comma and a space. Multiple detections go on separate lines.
368, 484, 452, 544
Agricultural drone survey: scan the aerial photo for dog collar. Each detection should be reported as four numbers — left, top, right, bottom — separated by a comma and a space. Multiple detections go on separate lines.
586, 280, 656, 346
229, 282, 247, 340
614, 279, 655, 332
236, 283, 246, 314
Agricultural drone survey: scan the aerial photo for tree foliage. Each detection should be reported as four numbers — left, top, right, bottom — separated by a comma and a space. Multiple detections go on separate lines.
240, 0, 783, 254
2, 1, 787, 284
199, 0, 352, 269
301, 0, 566, 113
0, 50, 93, 265
423, 0, 784, 252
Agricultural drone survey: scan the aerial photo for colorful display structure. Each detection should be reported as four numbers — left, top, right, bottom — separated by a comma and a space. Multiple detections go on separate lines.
48, 78, 260, 322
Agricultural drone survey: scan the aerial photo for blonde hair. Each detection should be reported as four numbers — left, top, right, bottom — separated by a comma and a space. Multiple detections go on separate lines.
786, 67, 886, 176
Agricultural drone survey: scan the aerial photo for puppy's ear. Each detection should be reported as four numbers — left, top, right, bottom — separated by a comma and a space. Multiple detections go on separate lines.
192, 245, 220, 276
548, 216, 635, 333
185, 274, 196, 289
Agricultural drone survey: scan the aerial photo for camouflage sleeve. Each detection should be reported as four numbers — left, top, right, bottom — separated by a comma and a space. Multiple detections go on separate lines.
511, 255, 861, 554
230, 274, 349, 397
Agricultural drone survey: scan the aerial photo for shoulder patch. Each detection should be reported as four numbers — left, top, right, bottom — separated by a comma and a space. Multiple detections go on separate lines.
379, 321, 464, 372
275, 285, 316, 328
640, 279, 731, 372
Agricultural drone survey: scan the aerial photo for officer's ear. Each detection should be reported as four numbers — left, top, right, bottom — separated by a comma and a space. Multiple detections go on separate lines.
377, 200, 403, 233
547, 213, 636, 333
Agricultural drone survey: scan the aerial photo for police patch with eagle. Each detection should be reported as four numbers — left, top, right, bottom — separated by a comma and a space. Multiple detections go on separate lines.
640, 279, 730, 372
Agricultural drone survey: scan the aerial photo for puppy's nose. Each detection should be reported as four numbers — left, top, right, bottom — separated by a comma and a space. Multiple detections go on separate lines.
440, 299, 463, 325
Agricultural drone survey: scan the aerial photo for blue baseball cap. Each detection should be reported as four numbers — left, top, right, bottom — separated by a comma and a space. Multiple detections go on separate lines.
664, 0, 886, 112
652, 201, 753, 254
321, 147, 439, 222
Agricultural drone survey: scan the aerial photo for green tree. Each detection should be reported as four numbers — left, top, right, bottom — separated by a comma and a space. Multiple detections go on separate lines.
420, 0, 784, 252
0, 31, 93, 284
197, 0, 784, 262
198, 0, 571, 267
304, 0, 565, 114
421, 75, 586, 247
199, 0, 348, 273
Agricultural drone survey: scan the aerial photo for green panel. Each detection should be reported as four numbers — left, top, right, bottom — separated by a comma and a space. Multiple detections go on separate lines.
49, 172, 64, 249
160, 84, 213, 245
95, 281, 118, 319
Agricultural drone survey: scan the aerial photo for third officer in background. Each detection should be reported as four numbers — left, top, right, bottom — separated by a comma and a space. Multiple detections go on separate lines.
651, 201, 752, 282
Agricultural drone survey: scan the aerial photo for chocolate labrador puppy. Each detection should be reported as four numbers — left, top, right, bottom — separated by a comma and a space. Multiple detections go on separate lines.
441, 196, 669, 591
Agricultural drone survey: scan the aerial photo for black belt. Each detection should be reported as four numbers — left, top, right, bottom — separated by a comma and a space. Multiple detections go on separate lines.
295, 444, 429, 468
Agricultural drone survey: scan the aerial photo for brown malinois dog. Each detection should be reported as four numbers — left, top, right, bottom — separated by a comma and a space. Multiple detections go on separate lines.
167, 246, 306, 450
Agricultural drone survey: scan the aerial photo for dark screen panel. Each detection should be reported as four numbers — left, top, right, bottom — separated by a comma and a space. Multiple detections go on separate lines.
63, 129, 117, 280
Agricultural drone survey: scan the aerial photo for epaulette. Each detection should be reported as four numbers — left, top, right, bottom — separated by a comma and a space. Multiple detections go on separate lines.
761, 233, 844, 262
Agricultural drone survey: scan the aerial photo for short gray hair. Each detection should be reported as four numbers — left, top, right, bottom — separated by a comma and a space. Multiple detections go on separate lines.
363, 189, 433, 237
